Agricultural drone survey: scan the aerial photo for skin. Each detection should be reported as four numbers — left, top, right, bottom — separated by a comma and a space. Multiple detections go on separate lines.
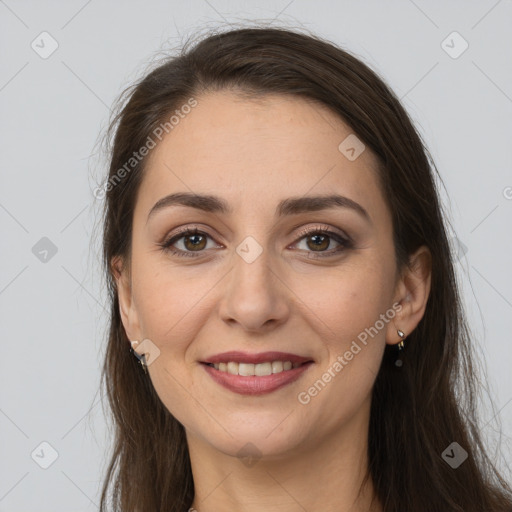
113, 90, 432, 512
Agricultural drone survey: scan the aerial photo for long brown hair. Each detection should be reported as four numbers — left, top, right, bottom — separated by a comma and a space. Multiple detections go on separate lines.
97, 24, 512, 511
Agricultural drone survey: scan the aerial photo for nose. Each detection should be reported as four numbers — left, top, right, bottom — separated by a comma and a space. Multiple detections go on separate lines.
218, 244, 290, 333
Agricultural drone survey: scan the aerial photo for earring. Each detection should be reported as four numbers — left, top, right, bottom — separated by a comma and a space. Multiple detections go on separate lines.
130, 340, 148, 375
395, 329, 406, 367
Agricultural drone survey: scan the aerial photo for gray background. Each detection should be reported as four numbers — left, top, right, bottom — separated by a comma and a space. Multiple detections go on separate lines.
1, 0, 511, 510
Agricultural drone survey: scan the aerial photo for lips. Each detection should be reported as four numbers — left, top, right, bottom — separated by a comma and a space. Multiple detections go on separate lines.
200, 351, 315, 395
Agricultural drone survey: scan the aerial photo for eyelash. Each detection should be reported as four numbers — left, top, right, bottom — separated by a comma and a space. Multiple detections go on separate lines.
158, 224, 352, 259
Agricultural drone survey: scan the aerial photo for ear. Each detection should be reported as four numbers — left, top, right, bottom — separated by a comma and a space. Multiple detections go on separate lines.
386, 245, 432, 346
111, 255, 142, 343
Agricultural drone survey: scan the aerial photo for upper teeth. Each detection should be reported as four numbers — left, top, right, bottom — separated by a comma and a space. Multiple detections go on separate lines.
211, 361, 302, 376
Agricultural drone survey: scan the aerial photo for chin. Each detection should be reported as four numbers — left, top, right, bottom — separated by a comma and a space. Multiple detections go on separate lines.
198, 420, 308, 462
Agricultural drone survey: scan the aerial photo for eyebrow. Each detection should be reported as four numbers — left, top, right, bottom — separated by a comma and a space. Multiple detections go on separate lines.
146, 192, 371, 223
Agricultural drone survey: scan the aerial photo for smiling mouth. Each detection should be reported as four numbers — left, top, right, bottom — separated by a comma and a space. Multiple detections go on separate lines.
202, 360, 313, 377
201, 358, 314, 395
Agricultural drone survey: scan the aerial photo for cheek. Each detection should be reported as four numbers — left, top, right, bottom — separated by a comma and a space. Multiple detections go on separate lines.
290, 258, 392, 347
131, 258, 204, 350
132, 267, 208, 426
293, 265, 391, 422
290, 258, 393, 406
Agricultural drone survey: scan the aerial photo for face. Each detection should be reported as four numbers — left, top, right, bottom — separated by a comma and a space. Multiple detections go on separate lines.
115, 90, 407, 460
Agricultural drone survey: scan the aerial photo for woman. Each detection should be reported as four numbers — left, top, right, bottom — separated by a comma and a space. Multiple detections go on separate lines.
97, 25, 512, 511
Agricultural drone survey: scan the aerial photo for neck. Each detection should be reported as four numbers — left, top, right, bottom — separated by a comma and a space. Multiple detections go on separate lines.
186, 397, 382, 512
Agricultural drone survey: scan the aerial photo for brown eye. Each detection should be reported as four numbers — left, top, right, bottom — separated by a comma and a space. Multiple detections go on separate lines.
160, 228, 218, 258
305, 233, 331, 251
292, 226, 352, 258
182, 232, 207, 251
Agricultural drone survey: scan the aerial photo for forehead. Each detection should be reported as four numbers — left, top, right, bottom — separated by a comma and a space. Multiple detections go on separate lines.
137, 90, 384, 222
